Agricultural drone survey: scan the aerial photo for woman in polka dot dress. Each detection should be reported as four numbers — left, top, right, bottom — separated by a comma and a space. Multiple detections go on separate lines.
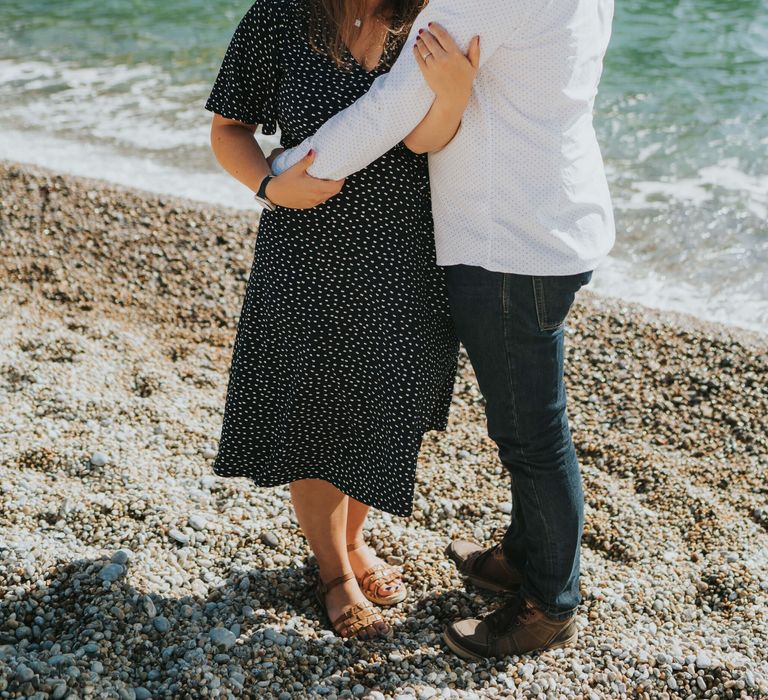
205, 0, 476, 640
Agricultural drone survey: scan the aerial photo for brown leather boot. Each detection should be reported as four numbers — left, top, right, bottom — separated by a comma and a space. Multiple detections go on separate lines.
443, 596, 578, 660
444, 540, 523, 593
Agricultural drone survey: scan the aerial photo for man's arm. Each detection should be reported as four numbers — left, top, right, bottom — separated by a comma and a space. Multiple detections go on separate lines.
273, 0, 526, 180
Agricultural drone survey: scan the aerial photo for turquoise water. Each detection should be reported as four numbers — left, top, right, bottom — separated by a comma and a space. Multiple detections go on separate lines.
1, 0, 766, 331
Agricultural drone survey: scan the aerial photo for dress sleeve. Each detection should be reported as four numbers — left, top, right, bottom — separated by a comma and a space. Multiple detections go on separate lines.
204, 0, 280, 135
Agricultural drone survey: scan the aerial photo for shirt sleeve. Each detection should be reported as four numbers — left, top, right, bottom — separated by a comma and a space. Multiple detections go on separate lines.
272, 0, 524, 179
204, 0, 280, 135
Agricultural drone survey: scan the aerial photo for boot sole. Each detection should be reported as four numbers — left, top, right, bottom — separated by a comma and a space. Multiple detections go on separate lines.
443, 542, 521, 593
443, 627, 578, 661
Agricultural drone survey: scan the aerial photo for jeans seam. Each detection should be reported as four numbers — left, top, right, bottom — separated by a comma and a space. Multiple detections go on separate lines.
502, 274, 556, 602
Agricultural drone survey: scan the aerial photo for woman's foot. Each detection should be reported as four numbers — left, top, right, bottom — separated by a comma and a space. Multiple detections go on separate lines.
316, 571, 392, 640
347, 540, 407, 605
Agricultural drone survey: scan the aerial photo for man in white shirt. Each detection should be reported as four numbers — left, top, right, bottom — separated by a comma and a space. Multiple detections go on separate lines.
273, 0, 615, 659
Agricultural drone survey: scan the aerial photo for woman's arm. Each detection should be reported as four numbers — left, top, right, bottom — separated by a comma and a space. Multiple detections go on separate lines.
404, 25, 480, 154
210, 114, 345, 209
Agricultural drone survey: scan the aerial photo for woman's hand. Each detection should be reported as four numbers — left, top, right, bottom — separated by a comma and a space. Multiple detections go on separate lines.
266, 149, 345, 209
414, 24, 480, 108
403, 25, 480, 155
209, 115, 341, 209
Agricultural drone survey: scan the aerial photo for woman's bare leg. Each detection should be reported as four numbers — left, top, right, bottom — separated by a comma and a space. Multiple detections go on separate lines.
290, 479, 387, 638
346, 497, 404, 597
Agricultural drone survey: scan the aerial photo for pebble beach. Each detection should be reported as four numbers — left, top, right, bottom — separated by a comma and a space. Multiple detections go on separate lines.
1, 160, 767, 699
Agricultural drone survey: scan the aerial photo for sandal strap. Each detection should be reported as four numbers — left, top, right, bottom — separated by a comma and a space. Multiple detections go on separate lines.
317, 571, 355, 595
331, 601, 384, 636
346, 540, 368, 553
360, 565, 402, 593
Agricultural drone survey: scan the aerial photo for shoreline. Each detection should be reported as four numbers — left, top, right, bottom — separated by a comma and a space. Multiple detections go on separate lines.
1, 146, 765, 337
1, 160, 767, 699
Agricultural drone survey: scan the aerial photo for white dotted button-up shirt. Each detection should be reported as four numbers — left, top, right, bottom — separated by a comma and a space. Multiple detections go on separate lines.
273, 0, 616, 276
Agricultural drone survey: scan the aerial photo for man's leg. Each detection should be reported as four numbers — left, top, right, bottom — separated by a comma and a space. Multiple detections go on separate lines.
445, 264, 592, 621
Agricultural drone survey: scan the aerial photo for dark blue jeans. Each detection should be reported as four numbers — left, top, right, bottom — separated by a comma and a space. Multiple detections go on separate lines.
445, 265, 593, 621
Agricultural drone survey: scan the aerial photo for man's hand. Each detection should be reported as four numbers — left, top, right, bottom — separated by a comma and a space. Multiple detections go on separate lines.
265, 150, 345, 209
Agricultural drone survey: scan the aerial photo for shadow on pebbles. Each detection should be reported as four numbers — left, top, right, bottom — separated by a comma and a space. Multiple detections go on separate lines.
1, 161, 767, 699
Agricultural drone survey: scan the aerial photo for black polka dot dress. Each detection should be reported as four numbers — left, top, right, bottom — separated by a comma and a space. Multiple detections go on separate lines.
204, 0, 459, 517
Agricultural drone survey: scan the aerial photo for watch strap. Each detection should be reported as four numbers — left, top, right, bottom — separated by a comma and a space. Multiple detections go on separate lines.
257, 175, 273, 199
254, 175, 277, 211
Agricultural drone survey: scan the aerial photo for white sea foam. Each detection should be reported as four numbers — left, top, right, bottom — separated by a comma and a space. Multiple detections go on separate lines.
591, 256, 768, 334
619, 159, 768, 219
0, 128, 262, 212
0, 59, 210, 150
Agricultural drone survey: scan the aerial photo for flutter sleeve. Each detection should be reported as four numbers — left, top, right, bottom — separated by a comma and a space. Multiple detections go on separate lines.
204, 0, 280, 135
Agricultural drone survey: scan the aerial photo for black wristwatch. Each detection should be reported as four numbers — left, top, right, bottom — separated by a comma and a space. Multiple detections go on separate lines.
254, 175, 277, 211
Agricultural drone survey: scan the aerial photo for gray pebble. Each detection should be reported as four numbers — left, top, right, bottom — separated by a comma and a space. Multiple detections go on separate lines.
352, 684, 366, 697
169, 529, 189, 545
98, 563, 125, 582
209, 627, 236, 649
51, 684, 69, 700
134, 688, 151, 700
142, 596, 157, 618
153, 616, 171, 633
497, 502, 513, 514
189, 514, 207, 531
16, 664, 34, 682
261, 531, 280, 548
111, 549, 132, 565
49, 654, 75, 668
264, 628, 288, 646
90, 451, 109, 467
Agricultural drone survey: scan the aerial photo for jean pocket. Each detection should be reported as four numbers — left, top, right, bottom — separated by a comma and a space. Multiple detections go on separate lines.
532, 271, 593, 332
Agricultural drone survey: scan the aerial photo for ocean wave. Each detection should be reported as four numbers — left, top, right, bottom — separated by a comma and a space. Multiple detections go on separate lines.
0, 58, 211, 151
618, 160, 768, 220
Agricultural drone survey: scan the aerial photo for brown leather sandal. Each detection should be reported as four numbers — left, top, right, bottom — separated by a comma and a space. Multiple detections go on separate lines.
347, 540, 408, 606
315, 571, 393, 640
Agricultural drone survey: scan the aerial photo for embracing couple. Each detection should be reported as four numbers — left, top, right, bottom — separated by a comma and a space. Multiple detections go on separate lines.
205, 0, 615, 658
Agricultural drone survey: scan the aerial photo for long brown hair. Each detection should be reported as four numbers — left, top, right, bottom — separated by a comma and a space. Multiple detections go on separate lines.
309, 0, 427, 68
